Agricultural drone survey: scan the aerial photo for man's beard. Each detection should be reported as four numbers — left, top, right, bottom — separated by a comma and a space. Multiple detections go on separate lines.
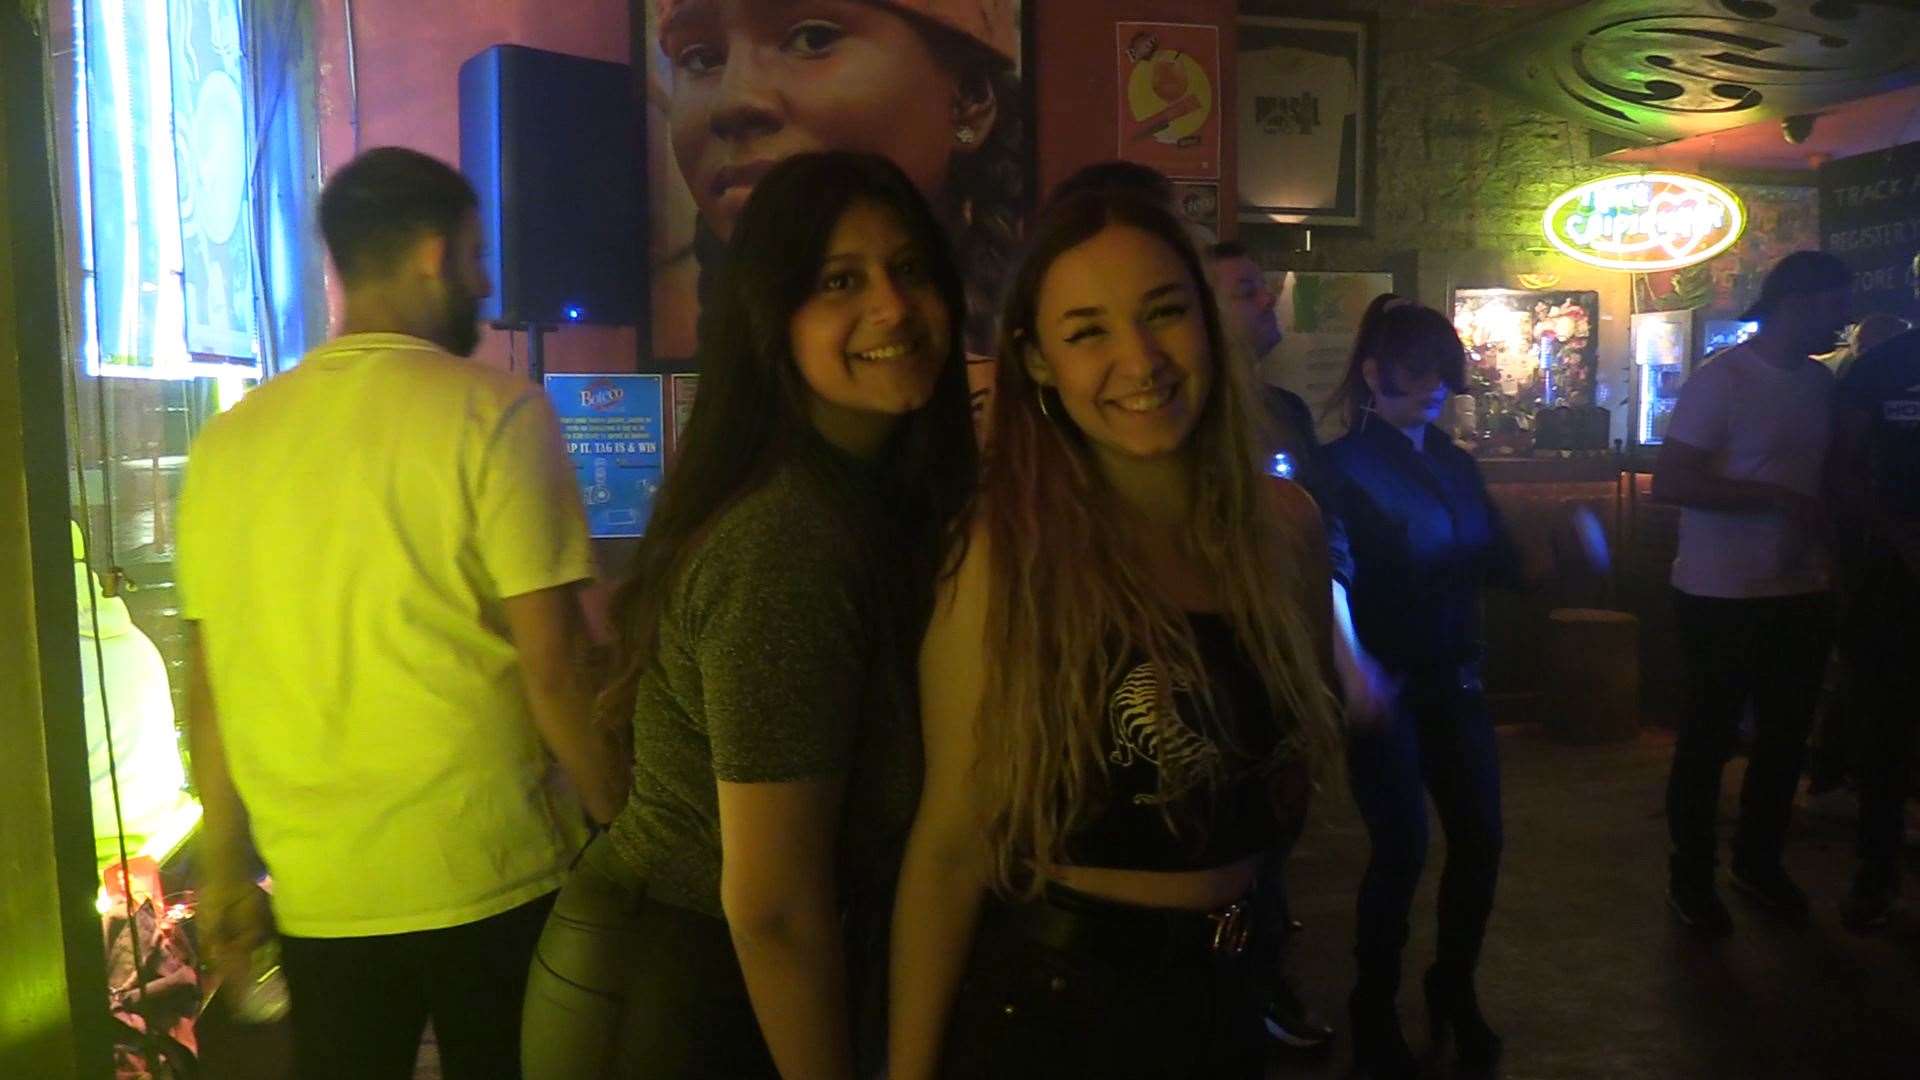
442, 289, 482, 357
1797, 321, 1845, 360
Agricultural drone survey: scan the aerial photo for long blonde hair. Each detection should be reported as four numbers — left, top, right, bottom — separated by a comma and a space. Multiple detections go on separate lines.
970, 192, 1342, 896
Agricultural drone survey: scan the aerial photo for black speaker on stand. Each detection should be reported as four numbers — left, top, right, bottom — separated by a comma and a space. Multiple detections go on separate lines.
458, 44, 642, 380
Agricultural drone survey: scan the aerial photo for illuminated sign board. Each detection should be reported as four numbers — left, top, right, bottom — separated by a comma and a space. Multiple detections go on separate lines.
1543, 173, 1746, 272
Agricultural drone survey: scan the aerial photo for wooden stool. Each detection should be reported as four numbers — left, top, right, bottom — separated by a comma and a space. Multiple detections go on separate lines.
1545, 608, 1640, 743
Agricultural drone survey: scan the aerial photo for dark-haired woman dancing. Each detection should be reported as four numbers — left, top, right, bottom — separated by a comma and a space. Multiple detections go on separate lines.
1322, 300, 1526, 1078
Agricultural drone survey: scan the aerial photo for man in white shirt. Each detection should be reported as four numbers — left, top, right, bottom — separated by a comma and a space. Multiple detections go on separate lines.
1652, 251, 1853, 936
180, 147, 628, 1078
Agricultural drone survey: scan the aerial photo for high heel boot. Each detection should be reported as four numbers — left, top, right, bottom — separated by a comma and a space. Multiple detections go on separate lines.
1424, 964, 1502, 1067
1348, 986, 1418, 1079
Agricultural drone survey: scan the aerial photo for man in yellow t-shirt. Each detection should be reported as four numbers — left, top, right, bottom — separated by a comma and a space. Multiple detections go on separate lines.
178, 147, 628, 1079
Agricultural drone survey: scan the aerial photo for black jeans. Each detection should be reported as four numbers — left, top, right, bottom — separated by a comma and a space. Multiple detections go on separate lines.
1840, 571, 1920, 878
1346, 678, 1502, 996
520, 836, 776, 1079
941, 886, 1276, 1078
1667, 590, 1833, 883
1256, 808, 1309, 968
278, 891, 555, 1080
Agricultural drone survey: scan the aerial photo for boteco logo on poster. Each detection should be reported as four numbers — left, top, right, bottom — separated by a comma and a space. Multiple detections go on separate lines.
1543, 173, 1746, 272
579, 380, 627, 410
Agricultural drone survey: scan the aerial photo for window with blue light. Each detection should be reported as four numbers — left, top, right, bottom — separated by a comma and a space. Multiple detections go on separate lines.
74, 0, 262, 380
47, 6, 324, 1059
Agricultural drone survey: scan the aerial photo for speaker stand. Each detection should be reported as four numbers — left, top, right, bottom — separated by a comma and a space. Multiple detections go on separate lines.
520, 323, 552, 383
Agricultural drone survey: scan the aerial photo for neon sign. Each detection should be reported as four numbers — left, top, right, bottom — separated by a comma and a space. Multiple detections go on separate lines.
1543, 173, 1746, 272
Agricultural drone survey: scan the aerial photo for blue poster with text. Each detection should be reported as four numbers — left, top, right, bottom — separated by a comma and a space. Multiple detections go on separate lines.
545, 374, 663, 538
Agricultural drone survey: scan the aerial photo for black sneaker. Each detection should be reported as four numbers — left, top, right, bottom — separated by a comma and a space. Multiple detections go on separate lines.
1668, 883, 1733, 936
1841, 867, 1898, 931
1264, 975, 1334, 1050
1730, 862, 1811, 924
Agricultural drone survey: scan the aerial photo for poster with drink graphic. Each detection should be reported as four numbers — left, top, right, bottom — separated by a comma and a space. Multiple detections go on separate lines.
545, 374, 665, 538
1115, 23, 1220, 180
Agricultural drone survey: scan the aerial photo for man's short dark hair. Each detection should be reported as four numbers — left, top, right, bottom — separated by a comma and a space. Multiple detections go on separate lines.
1045, 161, 1174, 210
1207, 241, 1249, 262
319, 147, 478, 285
1738, 249, 1853, 322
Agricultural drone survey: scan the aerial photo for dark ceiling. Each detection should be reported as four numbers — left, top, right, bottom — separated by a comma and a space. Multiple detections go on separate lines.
1601, 80, 1920, 172
1451, 0, 1920, 147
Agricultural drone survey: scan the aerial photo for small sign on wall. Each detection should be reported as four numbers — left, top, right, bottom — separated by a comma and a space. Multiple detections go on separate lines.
1115, 22, 1221, 180
1820, 141, 1920, 320
545, 373, 664, 538
1172, 182, 1221, 244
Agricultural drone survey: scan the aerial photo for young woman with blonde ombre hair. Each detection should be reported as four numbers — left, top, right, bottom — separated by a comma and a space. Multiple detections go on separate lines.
888, 189, 1343, 1078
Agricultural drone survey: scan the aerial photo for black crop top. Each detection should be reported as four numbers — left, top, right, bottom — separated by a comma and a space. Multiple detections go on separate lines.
1062, 613, 1307, 872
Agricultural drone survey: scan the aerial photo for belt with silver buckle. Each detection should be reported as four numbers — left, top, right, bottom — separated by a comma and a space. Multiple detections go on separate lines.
994, 886, 1261, 964
1207, 900, 1251, 956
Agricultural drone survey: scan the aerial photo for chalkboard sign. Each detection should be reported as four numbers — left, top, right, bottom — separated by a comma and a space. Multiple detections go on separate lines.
1820, 140, 1920, 320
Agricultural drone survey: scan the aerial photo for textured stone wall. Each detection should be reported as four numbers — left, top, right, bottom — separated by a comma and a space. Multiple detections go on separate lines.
1235, 0, 1818, 448
1393, 9, 1605, 252
1238, 0, 1820, 279
1239, 0, 1622, 277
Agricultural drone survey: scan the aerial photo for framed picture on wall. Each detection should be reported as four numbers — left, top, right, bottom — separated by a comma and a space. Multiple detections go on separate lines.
1452, 288, 1600, 443
1236, 8, 1373, 229
1267, 270, 1395, 438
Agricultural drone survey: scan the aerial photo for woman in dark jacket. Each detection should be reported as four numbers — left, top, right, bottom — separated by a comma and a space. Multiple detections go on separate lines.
1321, 300, 1525, 1079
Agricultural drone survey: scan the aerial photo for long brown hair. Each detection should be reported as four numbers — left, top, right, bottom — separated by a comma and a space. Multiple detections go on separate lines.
970, 191, 1341, 895
601, 152, 977, 730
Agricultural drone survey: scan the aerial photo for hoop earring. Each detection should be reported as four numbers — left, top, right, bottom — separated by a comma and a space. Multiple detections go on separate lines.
1035, 383, 1055, 422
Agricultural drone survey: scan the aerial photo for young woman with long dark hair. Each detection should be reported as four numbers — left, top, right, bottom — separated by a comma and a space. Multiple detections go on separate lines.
888, 190, 1343, 1078
1321, 300, 1524, 1078
521, 151, 976, 1079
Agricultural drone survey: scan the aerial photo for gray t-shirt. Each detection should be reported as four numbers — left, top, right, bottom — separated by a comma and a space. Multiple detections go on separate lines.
606, 457, 921, 919
1666, 343, 1833, 598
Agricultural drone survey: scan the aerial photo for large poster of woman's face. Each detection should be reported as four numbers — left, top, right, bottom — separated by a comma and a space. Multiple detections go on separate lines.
638, 0, 1028, 387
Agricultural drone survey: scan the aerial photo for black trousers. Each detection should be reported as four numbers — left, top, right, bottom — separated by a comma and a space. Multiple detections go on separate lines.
1346, 678, 1502, 996
519, 836, 776, 1080
1256, 808, 1308, 967
941, 886, 1276, 1079
278, 891, 556, 1080
1666, 590, 1833, 883
1840, 570, 1920, 876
